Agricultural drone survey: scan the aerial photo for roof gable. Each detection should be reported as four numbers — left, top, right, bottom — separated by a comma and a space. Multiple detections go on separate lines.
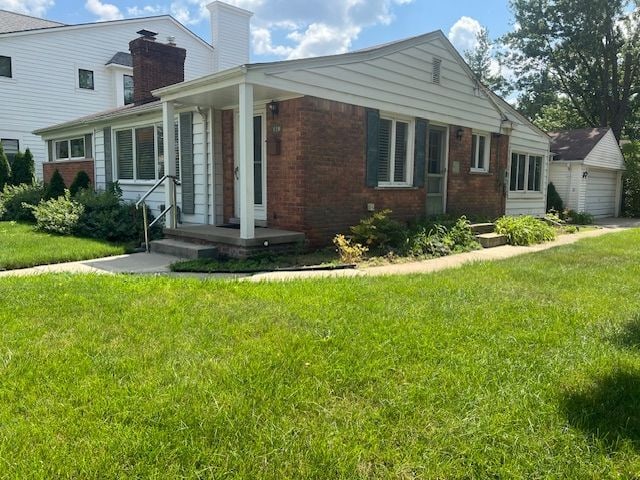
549, 127, 610, 160
0, 9, 64, 33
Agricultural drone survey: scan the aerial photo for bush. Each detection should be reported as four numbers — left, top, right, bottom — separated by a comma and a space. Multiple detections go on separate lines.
546, 182, 564, 212
622, 142, 640, 217
350, 209, 407, 254
73, 188, 160, 244
333, 234, 368, 263
10, 149, 35, 186
45, 169, 66, 199
0, 183, 45, 222
495, 215, 556, 246
0, 143, 10, 192
31, 190, 84, 235
565, 210, 594, 225
447, 216, 480, 252
408, 216, 480, 257
69, 170, 91, 196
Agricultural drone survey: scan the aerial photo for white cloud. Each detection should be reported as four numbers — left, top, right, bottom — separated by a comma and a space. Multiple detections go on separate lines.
85, 0, 123, 21
0, 0, 53, 17
127, 5, 166, 16
448, 16, 482, 53
252, 27, 293, 56
286, 23, 360, 59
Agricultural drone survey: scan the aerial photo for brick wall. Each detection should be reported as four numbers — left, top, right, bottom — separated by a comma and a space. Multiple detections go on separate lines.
43, 160, 94, 188
446, 127, 509, 219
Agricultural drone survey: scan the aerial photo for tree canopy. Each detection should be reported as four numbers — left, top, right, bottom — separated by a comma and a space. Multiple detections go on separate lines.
503, 0, 640, 140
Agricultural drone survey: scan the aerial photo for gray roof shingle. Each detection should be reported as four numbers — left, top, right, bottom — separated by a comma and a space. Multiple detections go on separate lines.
106, 52, 132, 67
0, 9, 64, 34
549, 127, 610, 161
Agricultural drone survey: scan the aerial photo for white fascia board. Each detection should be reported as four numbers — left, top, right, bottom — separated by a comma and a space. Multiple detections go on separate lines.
153, 67, 247, 101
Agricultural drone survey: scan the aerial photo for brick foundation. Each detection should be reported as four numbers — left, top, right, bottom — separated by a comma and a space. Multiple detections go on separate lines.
43, 160, 94, 188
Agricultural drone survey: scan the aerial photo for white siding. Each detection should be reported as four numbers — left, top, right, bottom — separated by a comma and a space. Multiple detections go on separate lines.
0, 17, 214, 179
585, 168, 619, 217
584, 130, 625, 170
208, 2, 251, 72
548, 161, 585, 212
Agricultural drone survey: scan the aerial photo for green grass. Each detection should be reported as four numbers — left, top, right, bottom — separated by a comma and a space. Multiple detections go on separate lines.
0, 221, 126, 270
1, 230, 640, 477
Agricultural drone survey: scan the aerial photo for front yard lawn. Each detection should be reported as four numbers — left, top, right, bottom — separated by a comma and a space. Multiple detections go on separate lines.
1, 230, 640, 477
0, 221, 126, 270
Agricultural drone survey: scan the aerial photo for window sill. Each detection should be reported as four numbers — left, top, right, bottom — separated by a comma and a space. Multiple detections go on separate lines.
508, 191, 543, 200
50, 158, 93, 163
117, 180, 160, 186
469, 169, 490, 175
374, 185, 418, 190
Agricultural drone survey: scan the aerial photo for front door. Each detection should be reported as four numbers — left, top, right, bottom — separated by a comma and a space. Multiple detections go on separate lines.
426, 125, 448, 215
234, 110, 267, 221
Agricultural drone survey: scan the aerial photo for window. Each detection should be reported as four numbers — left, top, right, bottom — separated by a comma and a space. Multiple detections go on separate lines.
78, 69, 94, 90
0, 56, 11, 78
377, 116, 414, 186
123, 74, 134, 105
471, 132, 490, 172
54, 138, 85, 160
510, 152, 543, 192
1, 139, 18, 162
116, 124, 179, 181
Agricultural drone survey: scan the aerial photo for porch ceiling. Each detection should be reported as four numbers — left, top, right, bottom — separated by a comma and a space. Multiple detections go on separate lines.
170, 84, 296, 109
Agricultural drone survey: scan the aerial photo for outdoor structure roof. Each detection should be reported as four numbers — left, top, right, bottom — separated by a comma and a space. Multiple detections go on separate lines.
0, 9, 65, 33
106, 52, 133, 67
549, 127, 609, 161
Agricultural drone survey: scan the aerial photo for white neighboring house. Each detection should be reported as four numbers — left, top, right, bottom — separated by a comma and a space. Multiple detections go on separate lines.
549, 127, 625, 218
0, 3, 250, 179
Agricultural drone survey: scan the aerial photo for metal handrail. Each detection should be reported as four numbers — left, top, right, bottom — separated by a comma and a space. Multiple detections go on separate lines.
137, 175, 180, 253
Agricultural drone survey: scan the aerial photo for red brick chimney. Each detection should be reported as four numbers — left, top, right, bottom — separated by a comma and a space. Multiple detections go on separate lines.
129, 30, 187, 105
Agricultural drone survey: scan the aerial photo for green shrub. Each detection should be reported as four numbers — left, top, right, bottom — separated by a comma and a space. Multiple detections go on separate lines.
69, 170, 92, 196
350, 209, 408, 253
31, 190, 84, 235
0, 183, 45, 222
0, 143, 10, 192
73, 188, 160, 244
565, 210, 594, 225
546, 182, 564, 213
447, 216, 480, 252
45, 169, 66, 199
622, 142, 640, 217
495, 215, 556, 246
10, 149, 35, 186
333, 234, 368, 263
408, 224, 452, 257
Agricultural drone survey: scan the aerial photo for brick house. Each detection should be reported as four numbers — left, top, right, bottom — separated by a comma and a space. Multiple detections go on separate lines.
36, 26, 550, 256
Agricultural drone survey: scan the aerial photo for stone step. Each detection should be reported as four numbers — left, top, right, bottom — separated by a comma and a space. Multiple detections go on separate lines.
476, 232, 509, 248
470, 222, 495, 235
149, 239, 218, 259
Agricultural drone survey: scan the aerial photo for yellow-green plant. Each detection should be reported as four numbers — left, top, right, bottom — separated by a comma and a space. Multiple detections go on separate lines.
333, 234, 368, 264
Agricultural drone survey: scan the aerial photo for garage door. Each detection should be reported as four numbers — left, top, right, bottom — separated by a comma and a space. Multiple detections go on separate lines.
586, 168, 618, 217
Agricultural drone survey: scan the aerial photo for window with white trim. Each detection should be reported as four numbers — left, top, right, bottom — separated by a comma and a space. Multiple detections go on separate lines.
115, 124, 179, 181
123, 74, 134, 105
471, 132, 490, 172
55, 138, 85, 160
510, 152, 543, 192
1, 139, 18, 163
0, 56, 12, 78
377, 115, 414, 186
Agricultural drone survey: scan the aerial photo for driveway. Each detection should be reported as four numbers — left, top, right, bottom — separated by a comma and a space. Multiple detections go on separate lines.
595, 217, 640, 228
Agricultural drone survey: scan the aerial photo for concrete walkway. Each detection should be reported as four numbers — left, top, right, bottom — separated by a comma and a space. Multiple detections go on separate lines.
0, 223, 631, 280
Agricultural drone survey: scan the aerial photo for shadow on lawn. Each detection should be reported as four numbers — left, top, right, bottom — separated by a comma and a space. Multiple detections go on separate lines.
615, 315, 640, 350
563, 369, 640, 450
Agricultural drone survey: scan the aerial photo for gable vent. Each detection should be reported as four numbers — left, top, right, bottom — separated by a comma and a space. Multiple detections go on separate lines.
432, 58, 442, 84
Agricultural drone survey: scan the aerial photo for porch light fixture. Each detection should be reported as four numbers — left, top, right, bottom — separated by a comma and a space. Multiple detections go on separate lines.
268, 100, 279, 118
456, 128, 464, 141
583, 171, 589, 179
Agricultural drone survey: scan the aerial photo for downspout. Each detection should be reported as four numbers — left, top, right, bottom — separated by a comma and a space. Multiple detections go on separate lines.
197, 106, 210, 224
92, 127, 98, 190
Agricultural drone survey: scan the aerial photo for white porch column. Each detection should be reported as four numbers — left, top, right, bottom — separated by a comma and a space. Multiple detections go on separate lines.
238, 82, 255, 239
162, 100, 177, 228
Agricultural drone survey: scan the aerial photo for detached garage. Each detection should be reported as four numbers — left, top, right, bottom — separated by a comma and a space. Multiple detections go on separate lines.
548, 127, 624, 218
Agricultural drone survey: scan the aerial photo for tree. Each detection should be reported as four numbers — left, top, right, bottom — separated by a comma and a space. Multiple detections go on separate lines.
9, 149, 35, 185
533, 97, 589, 132
503, 0, 640, 140
0, 142, 10, 191
45, 169, 66, 199
622, 142, 640, 216
69, 170, 91, 196
464, 27, 510, 96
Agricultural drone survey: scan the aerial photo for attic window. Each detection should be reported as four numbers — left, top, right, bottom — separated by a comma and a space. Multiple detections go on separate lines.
432, 58, 442, 84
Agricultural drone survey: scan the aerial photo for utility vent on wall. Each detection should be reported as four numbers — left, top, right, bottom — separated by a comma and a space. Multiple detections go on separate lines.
432, 58, 442, 84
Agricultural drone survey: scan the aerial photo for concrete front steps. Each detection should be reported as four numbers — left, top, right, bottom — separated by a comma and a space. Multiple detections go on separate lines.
469, 223, 508, 249
149, 238, 218, 259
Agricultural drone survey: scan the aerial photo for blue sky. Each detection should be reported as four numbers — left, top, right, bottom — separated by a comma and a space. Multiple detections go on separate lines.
1, 0, 516, 62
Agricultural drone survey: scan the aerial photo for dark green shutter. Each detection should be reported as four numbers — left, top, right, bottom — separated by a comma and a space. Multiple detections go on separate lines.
84, 133, 93, 159
413, 118, 428, 187
366, 108, 380, 187
47, 140, 53, 162
180, 111, 194, 215
103, 127, 112, 183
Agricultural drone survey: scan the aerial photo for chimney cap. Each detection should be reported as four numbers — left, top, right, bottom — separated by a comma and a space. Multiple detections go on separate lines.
136, 29, 158, 39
